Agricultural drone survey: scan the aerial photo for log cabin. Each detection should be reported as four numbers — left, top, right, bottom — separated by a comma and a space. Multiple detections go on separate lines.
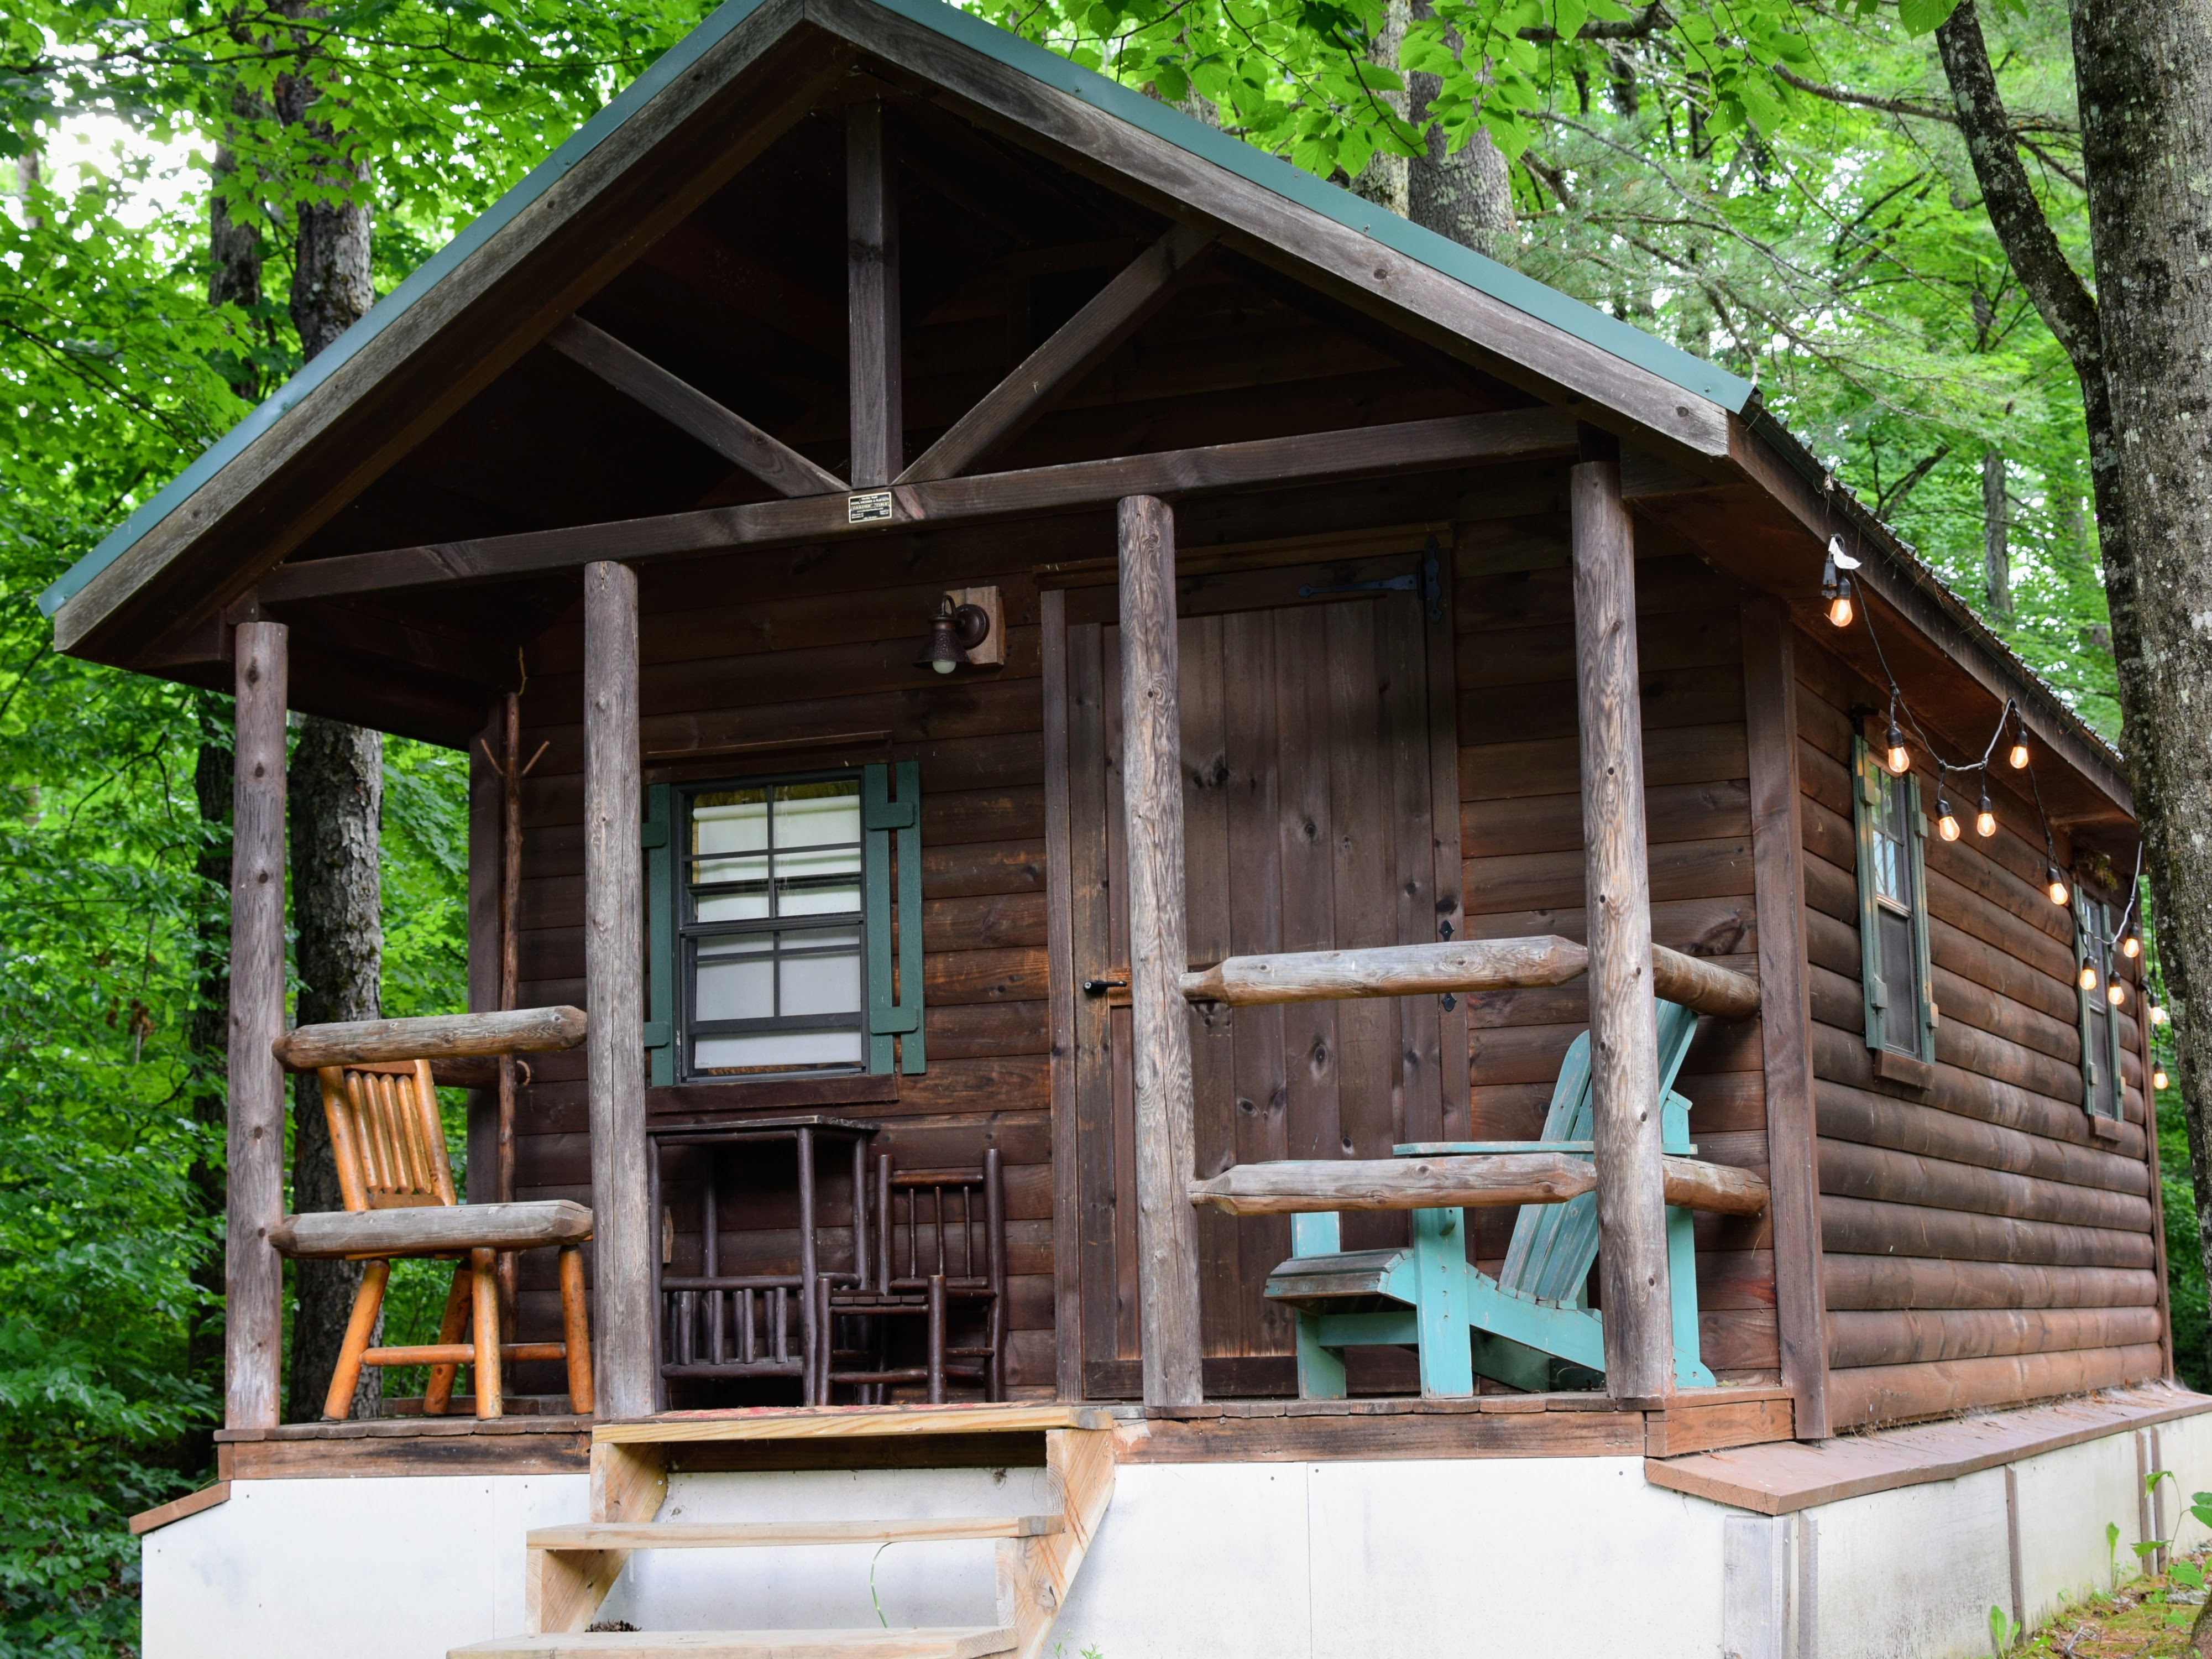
55, 0, 2212, 1653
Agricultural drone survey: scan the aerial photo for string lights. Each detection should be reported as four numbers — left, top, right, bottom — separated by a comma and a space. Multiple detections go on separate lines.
1816, 495, 2177, 1089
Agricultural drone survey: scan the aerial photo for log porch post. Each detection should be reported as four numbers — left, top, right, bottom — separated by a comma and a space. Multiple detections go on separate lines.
1570, 446, 1673, 1404
1117, 494, 1204, 1407
227, 620, 288, 1431
584, 560, 653, 1418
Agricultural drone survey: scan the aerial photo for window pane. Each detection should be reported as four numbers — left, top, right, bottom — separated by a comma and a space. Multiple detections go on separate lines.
694, 1029, 864, 1073
694, 937, 775, 1021
775, 784, 861, 849
1878, 909, 1916, 1053
1869, 768, 1908, 907
692, 790, 768, 863
780, 930, 863, 1015
776, 843, 862, 916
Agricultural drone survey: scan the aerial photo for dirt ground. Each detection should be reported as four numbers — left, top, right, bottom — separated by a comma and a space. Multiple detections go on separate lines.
2013, 1548, 2212, 1657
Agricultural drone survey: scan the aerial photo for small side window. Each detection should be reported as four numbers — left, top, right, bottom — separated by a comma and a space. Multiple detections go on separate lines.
1853, 737, 1936, 1062
644, 762, 924, 1086
2075, 891, 2125, 1121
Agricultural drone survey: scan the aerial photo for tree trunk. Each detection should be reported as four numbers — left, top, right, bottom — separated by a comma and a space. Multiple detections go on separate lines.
2068, 2, 2212, 1433
270, 5, 385, 1423
1981, 444, 2012, 619
1353, 0, 1411, 217
1407, 4, 1515, 261
180, 695, 231, 1473
285, 716, 384, 1422
274, 6, 374, 362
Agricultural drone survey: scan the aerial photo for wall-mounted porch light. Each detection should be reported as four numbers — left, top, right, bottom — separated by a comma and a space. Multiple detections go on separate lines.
915, 586, 1005, 675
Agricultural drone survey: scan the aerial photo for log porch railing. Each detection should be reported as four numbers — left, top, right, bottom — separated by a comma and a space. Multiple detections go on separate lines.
1114, 444, 1764, 1410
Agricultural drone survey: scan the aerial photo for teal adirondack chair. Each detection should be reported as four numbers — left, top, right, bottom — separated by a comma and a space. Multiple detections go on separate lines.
1262, 998, 1716, 1397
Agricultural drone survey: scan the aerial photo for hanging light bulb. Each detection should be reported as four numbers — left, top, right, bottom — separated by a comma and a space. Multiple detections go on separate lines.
1936, 796, 1961, 841
2151, 995, 2171, 1027
2155, 1066, 2171, 1091
2122, 932, 2141, 960
1975, 784, 1996, 838
2108, 979, 2126, 1007
1885, 721, 1910, 776
2079, 962, 2099, 992
1821, 538, 1861, 629
2047, 866, 2070, 906
2007, 717, 2030, 771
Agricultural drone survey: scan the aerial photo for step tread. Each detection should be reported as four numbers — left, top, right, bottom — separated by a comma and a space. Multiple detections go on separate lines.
594, 1404, 1112, 1446
449, 1628, 1015, 1659
529, 1516, 1062, 1550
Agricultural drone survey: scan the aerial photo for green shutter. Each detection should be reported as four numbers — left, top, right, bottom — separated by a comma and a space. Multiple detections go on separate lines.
1904, 771, 1937, 1063
644, 781, 674, 1085
1852, 738, 1888, 1053
862, 761, 925, 1075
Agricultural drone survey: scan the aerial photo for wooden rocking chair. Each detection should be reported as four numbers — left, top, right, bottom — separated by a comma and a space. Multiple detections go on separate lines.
266, 1011, 595, 1421
1261, 997, 1718, 1397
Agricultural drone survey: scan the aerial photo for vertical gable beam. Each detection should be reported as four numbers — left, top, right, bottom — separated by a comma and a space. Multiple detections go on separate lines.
846, 97, 902, 487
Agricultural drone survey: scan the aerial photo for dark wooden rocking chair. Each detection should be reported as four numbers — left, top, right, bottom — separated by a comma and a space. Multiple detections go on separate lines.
266, 1010, 595, 1420
816, 1149, 1006, 1404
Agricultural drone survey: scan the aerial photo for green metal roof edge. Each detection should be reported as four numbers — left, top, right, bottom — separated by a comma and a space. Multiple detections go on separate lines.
42, 0, 1754, 623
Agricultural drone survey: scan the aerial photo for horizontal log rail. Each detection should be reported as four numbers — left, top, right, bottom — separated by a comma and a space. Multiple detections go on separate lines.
272, 1005, 587, 1070
1179, 937, 1760, 1020
1188, 1154, 1770, 1217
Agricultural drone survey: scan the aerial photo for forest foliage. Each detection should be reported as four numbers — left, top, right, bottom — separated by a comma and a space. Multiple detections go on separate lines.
0, 0, 2178, 1650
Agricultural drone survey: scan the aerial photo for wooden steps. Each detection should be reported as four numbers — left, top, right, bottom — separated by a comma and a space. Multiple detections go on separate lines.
526, 1516, 1063, 1550
470, 1405, 1116, 1659
452, 1629, 1015, 1658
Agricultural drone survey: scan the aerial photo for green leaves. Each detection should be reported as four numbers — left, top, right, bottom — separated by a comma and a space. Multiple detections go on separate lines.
1897, 0, 1962, 36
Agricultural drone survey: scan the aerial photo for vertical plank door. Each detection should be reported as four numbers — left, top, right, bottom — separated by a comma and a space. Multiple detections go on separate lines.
1058, 564, 1460, 1397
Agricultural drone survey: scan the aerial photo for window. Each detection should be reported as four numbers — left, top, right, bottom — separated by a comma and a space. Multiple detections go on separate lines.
2075, 891, 2126, 1121
644, 763, 923, 1085
1852, 737, 1936, 1062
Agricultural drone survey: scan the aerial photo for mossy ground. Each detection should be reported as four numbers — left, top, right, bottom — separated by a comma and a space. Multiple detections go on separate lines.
2009, 1547, 2212, 1657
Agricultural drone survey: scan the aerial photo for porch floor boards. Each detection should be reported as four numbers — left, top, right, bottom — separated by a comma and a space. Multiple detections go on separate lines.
203, 1385, 1792, 1481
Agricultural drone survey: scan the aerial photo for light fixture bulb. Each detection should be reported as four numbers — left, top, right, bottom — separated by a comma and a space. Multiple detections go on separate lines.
2007, 736, 2030, 770
1975, 787, 1995, 838
1826, 581, 1855, 629
2047, 868, 2070, 906
932, 659, 956, 675
2155, 1067, 2171, 1091
2152, 1000, 2171, 1027
2108, 980, 2126, 1006
2079, 963, 2099, 992
2122, 933, 2141, 960
1936, 801, 1960, 842
1885, 722, 1908, 775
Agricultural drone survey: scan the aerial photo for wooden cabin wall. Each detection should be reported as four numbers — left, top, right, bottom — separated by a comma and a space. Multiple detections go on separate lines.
500, 523, 1097, 1401
1793, 633, 2166, 1430
1455, 515, 1777, 1385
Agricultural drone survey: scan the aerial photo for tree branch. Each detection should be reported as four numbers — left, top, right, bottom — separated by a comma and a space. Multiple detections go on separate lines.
1933, 1, 2101, 380
1774, 63, 2077, 136
1876, 445, 1953, 516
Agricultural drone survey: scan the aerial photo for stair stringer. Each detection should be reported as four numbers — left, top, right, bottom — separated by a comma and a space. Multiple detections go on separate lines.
993, 1429, 1114, 1659
528, 1439, 669, 1633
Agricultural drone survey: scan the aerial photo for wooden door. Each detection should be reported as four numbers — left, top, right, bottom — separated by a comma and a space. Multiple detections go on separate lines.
1052, 547, 1465, 1397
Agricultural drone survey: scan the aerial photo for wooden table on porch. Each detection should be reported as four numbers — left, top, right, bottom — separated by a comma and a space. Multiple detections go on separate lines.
647, 1114, 877, 1406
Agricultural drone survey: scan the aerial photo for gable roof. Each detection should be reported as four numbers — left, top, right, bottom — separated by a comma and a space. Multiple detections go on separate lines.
37, 0, 1751, 626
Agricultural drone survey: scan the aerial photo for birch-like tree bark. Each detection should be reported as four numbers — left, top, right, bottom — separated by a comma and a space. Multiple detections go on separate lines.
1408, 2, 1514, 260
1980, 444, 2011, 619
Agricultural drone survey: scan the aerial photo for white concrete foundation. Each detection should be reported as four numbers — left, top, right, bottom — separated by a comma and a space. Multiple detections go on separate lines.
141, 1410, 2212, 1659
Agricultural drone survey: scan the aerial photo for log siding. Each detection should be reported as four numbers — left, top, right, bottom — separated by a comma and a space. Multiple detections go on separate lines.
1793, 630, 2163, 1428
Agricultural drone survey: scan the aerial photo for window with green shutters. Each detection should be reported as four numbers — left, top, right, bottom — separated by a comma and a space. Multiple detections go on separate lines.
642, 761, 923, 1086
2074, 891, 2125, 1122
1852, 737, 1937, 1062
